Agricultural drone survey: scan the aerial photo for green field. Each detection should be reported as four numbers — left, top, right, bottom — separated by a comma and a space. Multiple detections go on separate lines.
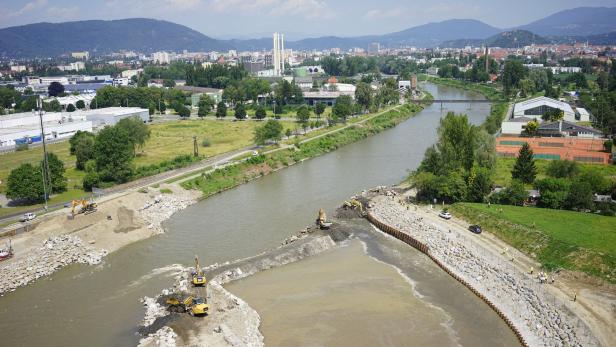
450, 202, 616, 282
0, 119, 297, 215
494, 157, 616, 187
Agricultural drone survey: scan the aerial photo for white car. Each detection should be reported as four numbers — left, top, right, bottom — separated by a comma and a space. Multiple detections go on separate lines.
438, 211, 452, 220
20, 212, 36, 222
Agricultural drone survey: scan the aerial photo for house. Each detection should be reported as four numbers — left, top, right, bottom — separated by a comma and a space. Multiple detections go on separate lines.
537, 121, 602, 138
513, 96, 576, 122
294, 76, 313, 90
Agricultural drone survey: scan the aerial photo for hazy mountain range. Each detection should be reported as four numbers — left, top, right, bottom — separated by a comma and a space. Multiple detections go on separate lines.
1, 7, 616, 58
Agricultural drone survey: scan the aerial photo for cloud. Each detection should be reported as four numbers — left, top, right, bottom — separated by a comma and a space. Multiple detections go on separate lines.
5, 0, 48, 17
46, 6, 80, 20
104, 0, 203, 13
210, 0, 331, 19
364, 7, 406, 20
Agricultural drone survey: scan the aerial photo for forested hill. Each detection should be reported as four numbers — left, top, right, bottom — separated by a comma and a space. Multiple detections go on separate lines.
0, 18, 231, 58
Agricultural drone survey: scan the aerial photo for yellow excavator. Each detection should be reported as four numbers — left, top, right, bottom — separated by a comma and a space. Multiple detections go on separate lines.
70, 199, 97, 217
192, 256, 206, 286
166, 294, 209, 316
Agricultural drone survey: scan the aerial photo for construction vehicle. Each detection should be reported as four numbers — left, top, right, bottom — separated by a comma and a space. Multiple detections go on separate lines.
70, 199, 97, 217
343, 199, 363, 212
192, 256, 206, 286
166, 294, 209, 316
315, 208, 332, 229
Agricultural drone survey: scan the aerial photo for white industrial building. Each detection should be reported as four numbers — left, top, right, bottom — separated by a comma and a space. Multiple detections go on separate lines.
72, 107, 149, 127
501, 116, 536, 135
576, 108, 591, 122
513, 97, 576, 122
0, 107, 149, 148
0, 111, 92, 147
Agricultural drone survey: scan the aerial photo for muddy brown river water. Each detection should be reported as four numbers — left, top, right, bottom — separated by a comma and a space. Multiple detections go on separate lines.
0, 83, 519, 346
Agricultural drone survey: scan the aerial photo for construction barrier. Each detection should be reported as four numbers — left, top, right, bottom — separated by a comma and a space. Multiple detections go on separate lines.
367, 211, 530, 347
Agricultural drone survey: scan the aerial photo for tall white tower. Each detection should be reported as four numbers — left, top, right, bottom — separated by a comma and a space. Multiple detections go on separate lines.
272, 32, 285, 76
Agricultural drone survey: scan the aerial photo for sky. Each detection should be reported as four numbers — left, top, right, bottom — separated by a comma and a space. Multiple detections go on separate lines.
1, 0, 616, 39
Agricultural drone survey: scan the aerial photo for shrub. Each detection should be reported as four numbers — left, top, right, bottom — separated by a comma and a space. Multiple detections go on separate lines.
202, 138, 211, 147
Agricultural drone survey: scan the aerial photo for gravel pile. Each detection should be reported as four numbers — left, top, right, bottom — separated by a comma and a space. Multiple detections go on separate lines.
370, 195, 599, 347
140, 192, 196, 233
137, 326, 177, 347
0, 235, 107, 295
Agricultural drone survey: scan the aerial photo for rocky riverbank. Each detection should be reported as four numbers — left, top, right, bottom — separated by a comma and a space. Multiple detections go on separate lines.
0, 235, 107, 295
368, 193, 599, 347
0, 184, 199, 296
138, 227, 344, 347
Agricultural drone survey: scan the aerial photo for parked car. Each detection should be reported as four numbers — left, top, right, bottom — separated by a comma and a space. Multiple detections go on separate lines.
438, 210, 452, 220
468, 225, 482, 234
20, 212, 36, 222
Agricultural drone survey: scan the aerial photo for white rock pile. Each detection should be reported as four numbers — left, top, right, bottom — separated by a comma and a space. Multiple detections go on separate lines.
370, 196, 599, 347
140, 192, 196, 233
138, 326, 177, 347
0, 235, 107, 295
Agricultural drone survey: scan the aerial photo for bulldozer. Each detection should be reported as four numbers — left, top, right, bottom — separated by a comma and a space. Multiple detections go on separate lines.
166, 294, 209, 316
70, 199, 97, 217
315, 208, 332, 230
192, 256, 206, 286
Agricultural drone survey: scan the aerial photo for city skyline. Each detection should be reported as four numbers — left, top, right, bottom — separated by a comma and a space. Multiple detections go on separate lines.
1, 0, 616, 39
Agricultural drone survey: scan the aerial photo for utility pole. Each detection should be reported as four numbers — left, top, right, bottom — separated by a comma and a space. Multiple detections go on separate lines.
37, 96, 52, 210
193, 136, 198, 157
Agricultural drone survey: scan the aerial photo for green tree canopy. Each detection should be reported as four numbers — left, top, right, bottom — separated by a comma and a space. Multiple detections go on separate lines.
44, 152, 67, 193
66, 104, 76, 112
117, 116, 151, 155
314, 102, 326, 119
6, 163, 44, 202
255, 105, 267, 120
234, 103, 247, 120
331, 95, 353, 123
254, 120, 283, 145
48, 82, 65, 97
296, 105, 310, 132
75, 100, 86, 109
215, 101, 227, 118
355, 82, 373, 111
511, 143, 536, 184
94, 125, 134, 182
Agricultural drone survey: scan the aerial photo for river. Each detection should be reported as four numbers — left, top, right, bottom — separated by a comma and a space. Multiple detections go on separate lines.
0, 83, 498, 346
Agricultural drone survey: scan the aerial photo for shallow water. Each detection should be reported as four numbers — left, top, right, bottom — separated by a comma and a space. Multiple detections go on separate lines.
0, 83, 505, 346
226, 240, 460, 347
226, 220, 520, 347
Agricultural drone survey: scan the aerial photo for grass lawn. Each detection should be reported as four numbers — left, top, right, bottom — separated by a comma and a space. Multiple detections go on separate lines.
134, 119, 295, 166
450, 202, 616, 282
494, 157, 616, 187
0, 119, 295, 215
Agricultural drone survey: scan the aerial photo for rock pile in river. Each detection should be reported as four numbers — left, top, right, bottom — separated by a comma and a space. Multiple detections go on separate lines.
370, 195, 599, 347
0, 235, 107, 295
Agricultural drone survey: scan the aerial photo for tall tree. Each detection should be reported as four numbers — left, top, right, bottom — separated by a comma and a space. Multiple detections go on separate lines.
197, 94, 215, 118
502, 60, 526, 96
117, 116, 151, 156
48, 82, 65, 97
331, 95, 353, 123
355, 82, 373, 111
75, 135, 96, 170
296, 105, 311, 133
234, 103, 247, 120
314, 102, 326, 120
94, 125, 134, 182
255, 105, 267, 120
6, 163, 44, 202
216, 101, 227, 119
254, 120, 283, 145
511, 143, 537, 184
44, 152, 67, 193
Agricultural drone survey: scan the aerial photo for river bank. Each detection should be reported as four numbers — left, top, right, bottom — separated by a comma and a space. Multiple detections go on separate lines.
0, 184, 198, 295
368, 191, 601, 346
